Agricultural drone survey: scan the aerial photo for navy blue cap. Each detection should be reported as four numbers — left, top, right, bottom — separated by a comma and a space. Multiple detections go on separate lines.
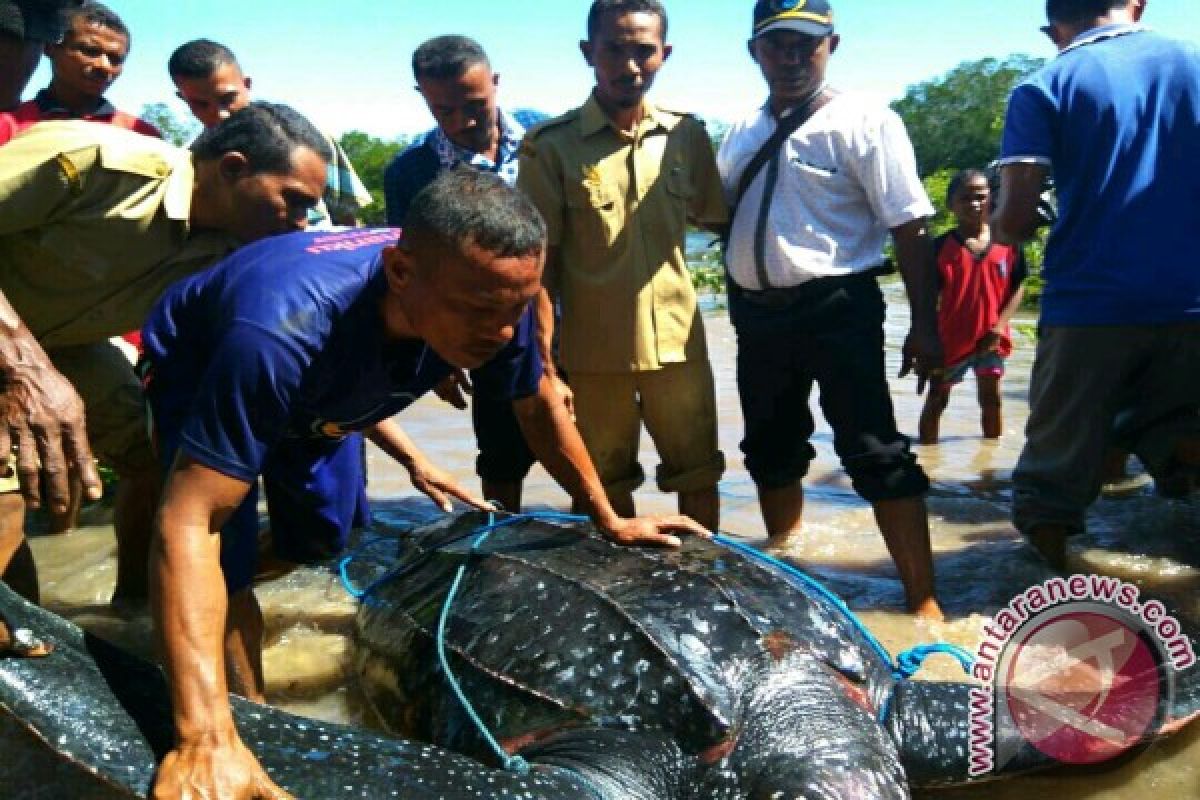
753, 0, 835, 39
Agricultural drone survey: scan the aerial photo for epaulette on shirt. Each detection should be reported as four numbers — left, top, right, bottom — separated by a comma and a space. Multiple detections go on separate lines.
524, 108, 580, 139
655, 106, 702, 124
52, 140, 174, 195
96, 146, 173, 180
520, 109, 580, 158
655, 107, 710, 135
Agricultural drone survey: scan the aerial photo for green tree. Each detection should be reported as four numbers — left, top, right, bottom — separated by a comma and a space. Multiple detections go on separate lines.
139, 102, 199, 147
338, 130, 411, 225
898, 57, 1050, 310
892, 55, 1044, 178
701, 117, 729, 154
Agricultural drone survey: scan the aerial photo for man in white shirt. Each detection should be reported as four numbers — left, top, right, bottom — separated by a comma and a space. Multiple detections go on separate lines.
718, 0, 943, 620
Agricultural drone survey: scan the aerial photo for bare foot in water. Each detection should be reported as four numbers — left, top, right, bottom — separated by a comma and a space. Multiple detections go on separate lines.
909, 596, 945, 623
762, 534, 795, 557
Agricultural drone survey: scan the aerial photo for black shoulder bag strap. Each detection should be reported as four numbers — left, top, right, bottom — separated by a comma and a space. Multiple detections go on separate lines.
724, 88, 830, 300
733, 89, 828, 213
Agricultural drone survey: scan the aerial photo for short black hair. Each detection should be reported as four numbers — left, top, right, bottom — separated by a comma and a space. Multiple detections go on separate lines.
586, 0, 668, 41
191, 101, 331, 174
168, 38, 239, 80
1046, 0, 1126, 24
946, 168, 989, 206
67, 1, 126, 40
412, 34, 490, 81
405, 167, 546, 260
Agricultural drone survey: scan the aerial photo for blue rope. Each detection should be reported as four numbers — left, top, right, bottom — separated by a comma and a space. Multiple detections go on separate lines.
711, 533, 974, 682
340, 510, 590, 773
435, 512, 530, 773
895, 642, 975, 678
433, 510, 591, 774
338, 535, 406, 599
341, 512, 973, 759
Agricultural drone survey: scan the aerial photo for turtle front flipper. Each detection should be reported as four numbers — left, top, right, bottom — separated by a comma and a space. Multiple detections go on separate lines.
0, 582, 616, 800
884, 680, 1037, 787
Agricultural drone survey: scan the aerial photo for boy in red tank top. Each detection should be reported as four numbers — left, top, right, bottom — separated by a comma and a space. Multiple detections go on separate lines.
919, 169, 1026, 444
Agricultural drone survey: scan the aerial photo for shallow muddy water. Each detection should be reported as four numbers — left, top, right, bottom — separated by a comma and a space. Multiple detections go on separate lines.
23, 287, 1200, 798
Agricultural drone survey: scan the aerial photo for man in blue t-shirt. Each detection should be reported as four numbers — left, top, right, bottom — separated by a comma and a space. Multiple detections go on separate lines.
993, 0, 1200, 569
383, 34, 556, 514
145, 169, 708, 800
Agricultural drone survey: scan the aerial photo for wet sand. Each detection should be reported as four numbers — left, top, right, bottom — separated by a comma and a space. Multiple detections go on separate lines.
24, 288, 1200, 798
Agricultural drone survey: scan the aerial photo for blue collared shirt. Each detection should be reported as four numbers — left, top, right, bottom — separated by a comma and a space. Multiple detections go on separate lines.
429, 108, 539, 186
999, 25, 1200, 326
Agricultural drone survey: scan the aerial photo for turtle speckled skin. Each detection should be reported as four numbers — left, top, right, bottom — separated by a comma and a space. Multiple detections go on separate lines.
355, 512, 1200, 798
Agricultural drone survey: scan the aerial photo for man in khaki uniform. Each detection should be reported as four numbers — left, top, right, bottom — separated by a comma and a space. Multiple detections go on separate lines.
518, 0, 727, 529
0, 104, 329, 643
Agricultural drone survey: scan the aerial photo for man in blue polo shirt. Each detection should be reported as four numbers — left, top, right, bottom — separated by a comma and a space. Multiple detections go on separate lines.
993, 0, 1200, 569
144, 169, 706, 800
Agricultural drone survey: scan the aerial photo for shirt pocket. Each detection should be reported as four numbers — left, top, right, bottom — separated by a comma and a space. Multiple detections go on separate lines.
565, 179, 623, 249
665, 164, 695, 201
788, 157, 839, 179
660, 164, 694, 240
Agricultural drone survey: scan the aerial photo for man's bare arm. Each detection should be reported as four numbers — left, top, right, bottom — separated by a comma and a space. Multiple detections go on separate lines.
992, 163, 1051, 246
0, 291, 102, 513
891, 217, 944, 394
149, 457, 292, 800
365, 418, 490, 512
512, 375, 709, 547
537, 246, 573, 417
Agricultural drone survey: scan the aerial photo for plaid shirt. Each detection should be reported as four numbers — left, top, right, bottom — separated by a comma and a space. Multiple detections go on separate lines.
429, 108, 543, 187
384, 108, 545, 226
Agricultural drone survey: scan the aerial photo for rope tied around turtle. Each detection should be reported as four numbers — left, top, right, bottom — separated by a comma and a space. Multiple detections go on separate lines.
340, 511, 974, 768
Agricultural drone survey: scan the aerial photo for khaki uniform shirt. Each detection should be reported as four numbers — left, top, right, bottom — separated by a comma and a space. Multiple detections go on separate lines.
518, 97, 728, 373
0, 120, 237, 348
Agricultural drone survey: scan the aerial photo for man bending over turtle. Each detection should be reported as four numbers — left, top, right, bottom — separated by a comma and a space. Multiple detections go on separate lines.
143, 168, 708, 800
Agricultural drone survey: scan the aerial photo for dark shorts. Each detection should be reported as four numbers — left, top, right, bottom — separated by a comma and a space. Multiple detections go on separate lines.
730, 273, 928, 502
472, 393, 536, 484
151, 394, 369, 594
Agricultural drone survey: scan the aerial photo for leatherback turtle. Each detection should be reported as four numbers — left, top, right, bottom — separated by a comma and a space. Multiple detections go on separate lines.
1, 512, 1196, 799
0, 581, 719, 799
354, 511, 1200, 799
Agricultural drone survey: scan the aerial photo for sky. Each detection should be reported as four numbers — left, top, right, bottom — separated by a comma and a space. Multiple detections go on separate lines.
25, 0, 1200, 139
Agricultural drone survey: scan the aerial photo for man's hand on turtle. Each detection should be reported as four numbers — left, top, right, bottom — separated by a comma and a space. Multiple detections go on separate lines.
598, 514, 712, 548
406, 455, 493, 514
151, 734, 294, 800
